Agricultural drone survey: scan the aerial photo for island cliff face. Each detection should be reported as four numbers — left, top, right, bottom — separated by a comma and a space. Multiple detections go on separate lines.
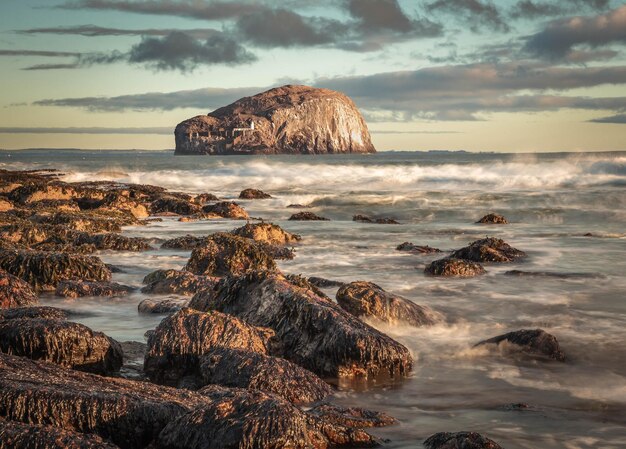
174, 85, 376, 155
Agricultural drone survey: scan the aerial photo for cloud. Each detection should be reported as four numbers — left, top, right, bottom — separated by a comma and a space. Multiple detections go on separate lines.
510, 0, 611, 19
18, 25, 222, 39
346, 0, 413, 32
0, 127, 172, 134
426, 0, 508, 32
22, 63, 82, 70
0, 49, 81, 57
524, 5, 626, 60
589, 114, 626, 124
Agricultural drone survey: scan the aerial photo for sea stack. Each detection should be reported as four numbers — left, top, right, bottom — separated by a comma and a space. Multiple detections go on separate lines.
174, 85, 376, 155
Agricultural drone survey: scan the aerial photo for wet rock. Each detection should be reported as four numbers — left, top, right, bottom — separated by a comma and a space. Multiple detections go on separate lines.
424, 431, 503, 449
477, 213, 509, 224
425, 258, 486, 277
503, 270, 603, 279
0, 419, 119, 449
74, 233, 153, 251
160, 234, 205, 250
0, 318, 122, 374
307, 403, 396, 428
353, 215, 399, 224
184, 232, 277, 277
96, 193, 149, 219
475, 329, 566, 361
0, 198, 13, 212
451, 237, 527, 263
144, 308, 274, 385
289, 211, 329, 221
190, 271, 413, 379
287, 203, 311, 208
336, 281, 442, 327
198, 347, 332, 404
307, 276, 345, 288
0, 306, 69, 320
396, 242, 441, 253
9, 183, 76, 205
30, 210, 135, 233
24, 199, 81, 213
55, 280, 134, 298
202, 201, 249, 219
138, 298, 189, 314
141, 269, 218, 296
0, 269, 38, 309
157, 386, 378, 449
150, 197, 201, 216
260, 243, 296, 260
119, 340, 147, 380
193, 193, 219, 204
0, 250, 111, 291
230, 222, 301, 244
239, 188, 272, 199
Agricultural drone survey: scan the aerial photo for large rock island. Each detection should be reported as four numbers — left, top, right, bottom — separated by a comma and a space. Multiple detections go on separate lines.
174, 85, 376, 155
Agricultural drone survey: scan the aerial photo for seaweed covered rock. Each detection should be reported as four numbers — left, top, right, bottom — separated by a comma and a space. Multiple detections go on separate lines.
474, 329, 566, 361
289, 211, 329, 221
193, 193, 219, 204
74, 233, 152, 251
138, 298, 189, 314
307, 276, 345, 288
161, 234, 205, 250
0, 199, 13, 212
0, 318, 122, 374
144, 308, 274, 385
96, 193, 149, 219
239, 188, 272, 199
0, 419, 120, 449
141, 269, 218, 296
199, 347, 331, 404
451, 237, 526, 263
230, 222, 301, 245
9, 183, 76, 205
55, 280, 134, 298
150, 197, 201, 216
0, 306, 68, 321
190, 271, 413, 379
202, 201, 249, 219
353, 215, 399, 224
307, 403, 396, 428
424, 431, 503, 449
424, 258, 486, 277
0, 250, 111, 291
396, 242, 441, 253
476, 213, 509, 224
0, 269, 38, 308
336, 281, 442, 327
184, 233, 276, 277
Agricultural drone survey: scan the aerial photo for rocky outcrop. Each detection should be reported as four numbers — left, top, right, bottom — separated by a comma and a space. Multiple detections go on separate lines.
141, 269, 218, 296
201, 201, 249, 219
0, 419, 119, 449
230, 222, 301, 245
289, 211, 329, 221
353, 215, 399, 224
424, 431, 503, 449
138, 298, 189, 314
174, 85, 376, 156
0, 269, 38, 309
239, 188, 272, 199
0, 306, 68, 320
307, 403, 396, 428
193, 193, 219, 204
475, 329, 565, 361
476, 213, 509, 224
55, 280, 134, 298
336, 281, 442, 327
451, 237, 526, 263
396, 242, 441, 253
425, 258, 486, 277
160, 234, 205, 250
150, 197, 201, 216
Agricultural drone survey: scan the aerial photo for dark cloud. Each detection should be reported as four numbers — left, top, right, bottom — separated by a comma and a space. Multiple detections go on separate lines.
510, 0, 611, 19
346, 0, 413, 32
22, 63, 81, 70
0, 127, 172, 134
426, 0, 508, 32
18, 25, 221, 39
589, 114, 626, 124
0, 49, 80, 57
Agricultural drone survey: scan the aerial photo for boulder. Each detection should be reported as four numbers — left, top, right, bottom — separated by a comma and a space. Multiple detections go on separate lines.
474, 329, 565, 361
289, 211, 329, 221
189, 271, 413, 379
193, 193, 219, 204
56, 280, 134, 298
144, 308, 274, 385
424, 258, 486, 277
96, 193, 149, 219
451, 237, 526, 263
307, 403, 396, 428
424, 431, 503, 449
184, 233, 276, 277
353, 215, 399, 224
0, 269, 38, 309
9, 183, 76, 205
201, 201, 249, 219
150, 197, 201, 216
230, 222, 301, 245
141, 269, 218, 296
199, 347, 332, 405
239, 188, 272, 199
0, 306, 68, 321
138, 298, 189, 314
396, 242, 441, 253
174, 85, 376, 155
0, 318, 122, 374
307, 276, 345, 288
0, 419, 119, 449
73, 233, 152, 251
336, 281, 442, 327
476, 213, 509, 224
160, 234, 205, 250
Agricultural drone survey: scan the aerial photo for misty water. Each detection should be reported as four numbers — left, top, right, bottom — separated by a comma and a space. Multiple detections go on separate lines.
2, 149, 625, 448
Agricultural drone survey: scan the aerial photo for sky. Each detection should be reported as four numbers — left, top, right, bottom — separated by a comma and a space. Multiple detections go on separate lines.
0, 0, 625, 152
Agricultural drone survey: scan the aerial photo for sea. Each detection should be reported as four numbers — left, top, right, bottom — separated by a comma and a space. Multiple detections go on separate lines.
1, 149, 625, 449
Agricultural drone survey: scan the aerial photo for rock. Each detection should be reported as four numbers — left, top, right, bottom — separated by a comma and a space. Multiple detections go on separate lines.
424, 431, 503, 449
198, 347, 332, 405
201, 201, 249, 219
0, 269, 38, 309
138, 298, 189, 314
477, 213, 509, 224
504, 270, 602, 279
307, 276, 345, 288
174, 85, 376, 156
9, 183, 76, 205
150, 197, 201, 216
119, 340, 146, 379
193, 193, 219, 204
95, 193, 149, 219
396, 242, 441, 253
307, 403, 396, 428
286, 203, 311, 208
474, 329, 566, 361
336, 281, 442, 327
160, 234, 205, 250
353, 215, 399, 224
55, 280, 134, 298
24, 199, 81, 213
239, 188, 272, 199
260, 243, 296, 260
230, 222, 301, 245
0, 250, 111, 291
189, 271, 413, 379
157, 386, 378, 449
184, 233, 277, 277
73, 233, 153, 251
289, 211, 329, 221
144, 308, 274, 385
0, 318, 122, 374
141, 269, 218, 296
0, 199, 13, 212
0, 418, 119, 449
0, 306, 69, 320
424, 258, 486, 277
451, 237, 526, 263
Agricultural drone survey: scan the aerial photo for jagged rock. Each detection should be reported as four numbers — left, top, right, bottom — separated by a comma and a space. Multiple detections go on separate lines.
0, 419, 119, 449
202, 201, 249, 219
96, 193, 149, 219
289, 211, 329, 221
230, 222, 301, 245
424, 431, 503, 449
425, 258, 486, 277
336, 281, 442, 327
144, 308, 274, 385
0, 250, 111, 291
160, 234, 205, 250
189, 271, 412, 379
198, 347, 332, 405
396, 242, 441, 253
55, 280, 134, 298
24, 199, 80, 212
353, 215, 399, 224
0, 269, 38, 309
451, 237, 526, 263
74, 233, 153, 251
29, 210, 135, 233
477, 213, 509, 224
239, 188, 272, 199
0, 318, 122, 374
9, 183, 76, 205
174, 85, 376, 156
307, 403, 396, 428
141, 269, 218, 296
307, 276, 345, 288
157, 386, 378, 449
0, 306, 68, 320
184, 233, 276, 277
150, 197, 201, 216
193, 193, 219, 204
475, 329, 566, 361
138, 298, 189, 314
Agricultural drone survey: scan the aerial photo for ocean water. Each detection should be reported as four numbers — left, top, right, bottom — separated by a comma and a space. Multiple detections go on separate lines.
1, 149, 625, 448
